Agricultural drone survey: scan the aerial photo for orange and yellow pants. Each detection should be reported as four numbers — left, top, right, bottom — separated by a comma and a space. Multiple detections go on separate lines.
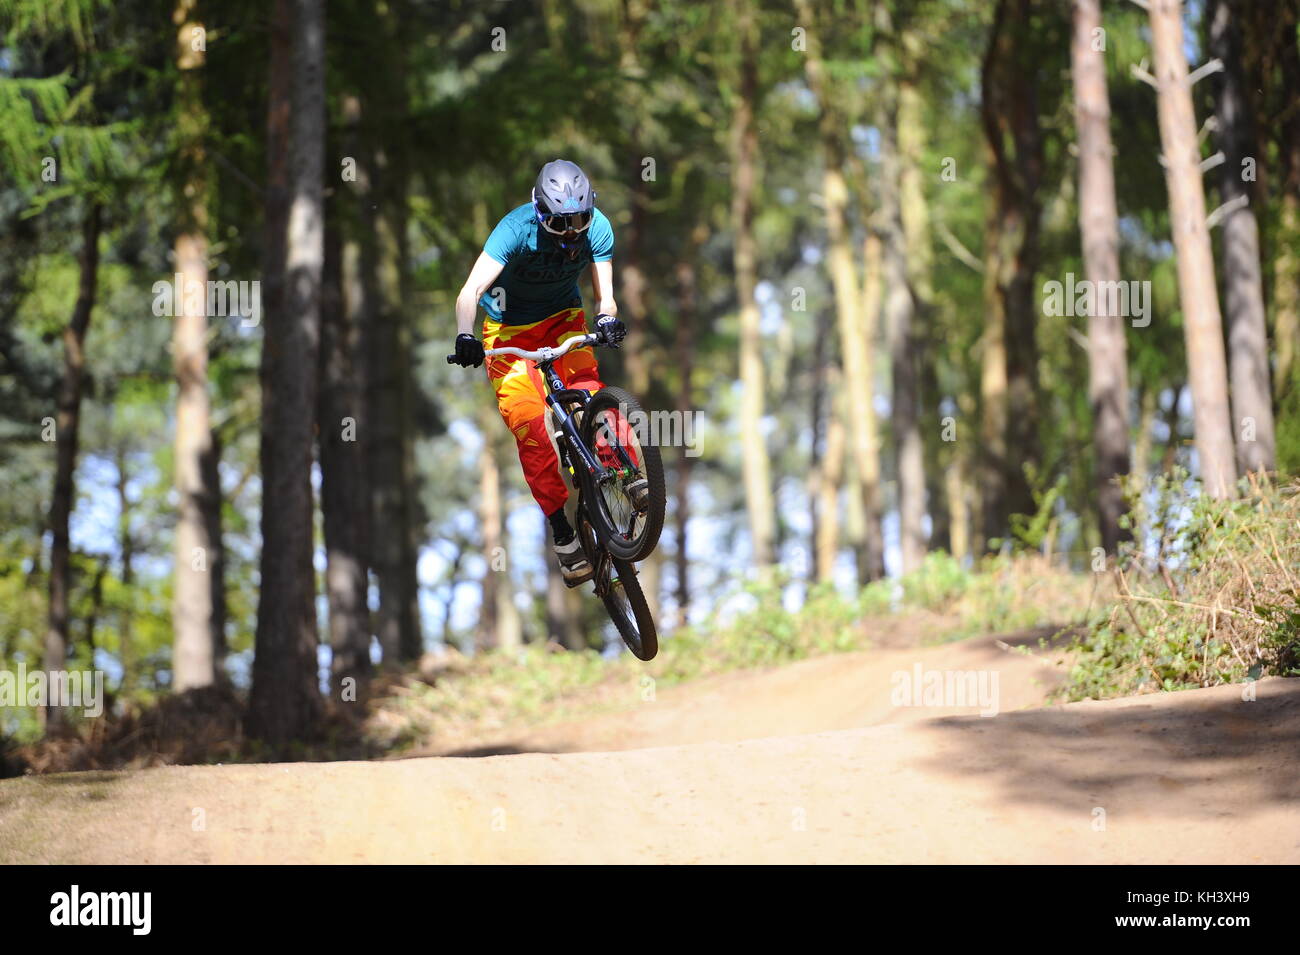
483, 307, 604, 516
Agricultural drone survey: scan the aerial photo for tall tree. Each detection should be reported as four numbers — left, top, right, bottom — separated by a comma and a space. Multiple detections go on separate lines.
366, 4, 422, 664
878, 4, 926, 573
320, 193, 372, 697
672, 250, 699, 626
171, 0, 217, 691
202, 426, 227, 675
43, 201, 101, 730
1071, 0, 1131, 553
248, 0, 326, 745
979, 0, 1046, 547
1272, 3, 1300, 404
729, 0, 775, 568
898, 25, 945, 558
112, 437, 135, 695
807, 298, 845, 582
1207, 0, 1276, 475
1145, 0, 1237, 496
796, 0, 885, 582
476, 408, 522, 653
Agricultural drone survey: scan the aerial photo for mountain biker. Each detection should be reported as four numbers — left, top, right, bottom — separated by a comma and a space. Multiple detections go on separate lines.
452, 159, 642, 587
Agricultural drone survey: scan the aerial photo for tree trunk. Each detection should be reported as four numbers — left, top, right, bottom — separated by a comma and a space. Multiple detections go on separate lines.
82, 556, 108, 658
170, 0, 216, 691
1134, 383, 1157, 485
981, 0, 1045, 544
1278, 191, 1300, 402
1208, 0, 1276, 475
545, 530, 586, 650
1071, 0, 1132, 554
807, 304, 830, 580
730, 0, 775, 568
616, 0, 653, 398
1161, 383, 1184, 475
796, 0, 884, 582
855, 230, 886, 581
816, 363, 847, 582
114, 441, 134, 696
249, 0, 326, 746
879, 62, 926, 574
600, 35, 668, 611
477, 415, 521, 653
1147, 0, 1237, 497
1254, 0, 1300, 400
43, 201, 100, 731
898, 44, 947, 557
945, 447, 972, 565
320, 204, 372, 697
673, 256, 697, 627
367, 56, 422, 664
978, 164, 1010, 552
260, 0, 292, 330
201, 426, 227, 676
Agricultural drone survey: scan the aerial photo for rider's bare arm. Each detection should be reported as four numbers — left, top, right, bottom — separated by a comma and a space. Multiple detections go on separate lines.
456, 251, 506, 335
590, 260, 617, 317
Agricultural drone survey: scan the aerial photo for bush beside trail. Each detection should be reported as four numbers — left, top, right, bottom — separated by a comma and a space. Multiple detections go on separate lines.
1062, 474, 1300, 700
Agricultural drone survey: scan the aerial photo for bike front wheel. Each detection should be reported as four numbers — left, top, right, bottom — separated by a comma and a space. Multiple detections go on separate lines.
578, 386, 665, 562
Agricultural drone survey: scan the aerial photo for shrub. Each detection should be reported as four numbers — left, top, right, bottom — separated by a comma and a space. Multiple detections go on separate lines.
1061, 472, 1300, 701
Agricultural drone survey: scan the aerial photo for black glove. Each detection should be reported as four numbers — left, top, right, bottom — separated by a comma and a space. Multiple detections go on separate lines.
452, 333, 485, 367
595, 313, 626, 348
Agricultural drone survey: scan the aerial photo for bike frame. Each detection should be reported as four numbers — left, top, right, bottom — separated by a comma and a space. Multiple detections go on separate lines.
532, 338, 607, 481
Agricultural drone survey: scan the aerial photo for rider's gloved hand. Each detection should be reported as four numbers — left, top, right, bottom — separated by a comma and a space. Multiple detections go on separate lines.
452, 333, 485, 367
595, 313, 626, 348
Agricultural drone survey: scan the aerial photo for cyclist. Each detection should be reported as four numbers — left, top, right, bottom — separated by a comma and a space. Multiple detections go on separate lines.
451, 159, 640, 587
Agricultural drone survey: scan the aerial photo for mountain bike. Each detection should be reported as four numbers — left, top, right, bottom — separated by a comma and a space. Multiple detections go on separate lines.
448, 329, 666, 660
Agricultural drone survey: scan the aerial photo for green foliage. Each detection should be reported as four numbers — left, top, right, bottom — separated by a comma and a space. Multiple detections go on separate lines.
1275, 364, 1300, 477
660, 575, 869, 681
1007, 470, 1067, 553
898, 551, 970, 610
1062, 476, 1300, 701
862, 550, 1104, 642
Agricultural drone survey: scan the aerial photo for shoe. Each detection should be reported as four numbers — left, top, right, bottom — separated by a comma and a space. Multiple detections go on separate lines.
624, 476, 650, 512
554, 534, 594, 587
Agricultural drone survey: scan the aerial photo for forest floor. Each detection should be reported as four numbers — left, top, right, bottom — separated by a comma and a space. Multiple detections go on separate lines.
1, 624, 1297, 863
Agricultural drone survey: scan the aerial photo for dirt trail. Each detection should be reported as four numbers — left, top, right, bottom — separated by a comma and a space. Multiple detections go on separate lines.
2, 632, 1297, 864
436, 629, 1069, 756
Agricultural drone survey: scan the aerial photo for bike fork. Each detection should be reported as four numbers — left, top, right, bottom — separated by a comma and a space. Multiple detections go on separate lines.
546, 393, 602, 477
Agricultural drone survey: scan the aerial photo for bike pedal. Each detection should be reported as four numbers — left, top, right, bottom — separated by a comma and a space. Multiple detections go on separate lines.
562, 567, 594, 589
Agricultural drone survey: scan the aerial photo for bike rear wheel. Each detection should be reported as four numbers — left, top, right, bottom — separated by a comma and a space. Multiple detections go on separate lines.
578, 386, 665, 562
599, 555, 658, 661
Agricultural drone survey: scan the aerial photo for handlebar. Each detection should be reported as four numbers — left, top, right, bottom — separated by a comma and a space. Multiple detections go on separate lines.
446, 331, 601, 365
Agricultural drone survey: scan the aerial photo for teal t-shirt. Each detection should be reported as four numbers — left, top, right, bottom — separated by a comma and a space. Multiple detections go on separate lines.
479, 203, 614, 325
